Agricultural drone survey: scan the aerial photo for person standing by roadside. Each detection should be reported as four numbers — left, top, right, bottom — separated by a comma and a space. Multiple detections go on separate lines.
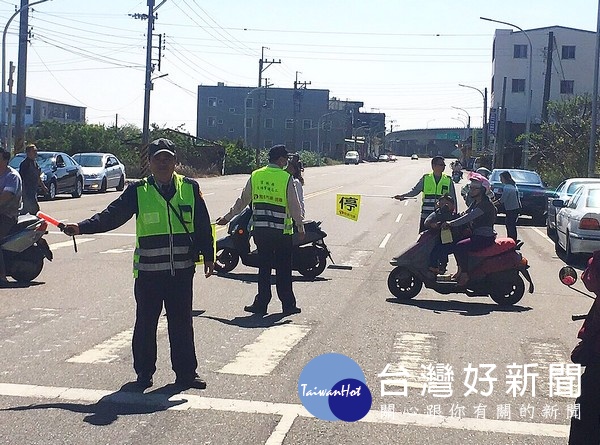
286, 154, 305, 219
496, 171, 521, 242
393, 155, 456, 232
19, 144, 48, 215
63, 138, 215, 390
216, 144, 304, 316
0, 149, 22, 284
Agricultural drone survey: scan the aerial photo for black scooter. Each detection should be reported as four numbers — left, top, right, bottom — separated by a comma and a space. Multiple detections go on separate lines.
2, 214, 53, 282
215, 207, 332, 279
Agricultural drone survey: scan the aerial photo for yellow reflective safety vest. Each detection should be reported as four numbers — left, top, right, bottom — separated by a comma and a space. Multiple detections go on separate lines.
251, 166, 293, 235
134, 174, 196, 277
421, 173, 452, 219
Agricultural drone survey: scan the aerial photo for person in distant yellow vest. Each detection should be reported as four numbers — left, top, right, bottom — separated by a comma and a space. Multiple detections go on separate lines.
64, 138, 215, 390
217, 145, 304, 316
393, 156, 456, 232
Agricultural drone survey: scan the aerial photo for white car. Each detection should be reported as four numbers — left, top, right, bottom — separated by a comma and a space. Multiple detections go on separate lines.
344, 151, 360, 165
546, 178, 600, 238
553, 184, 600, 262
378, 154, 389, 162
72, 152, 126, 192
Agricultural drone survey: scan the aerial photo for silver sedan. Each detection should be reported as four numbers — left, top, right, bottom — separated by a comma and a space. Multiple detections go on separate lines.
554, 184, 600, 262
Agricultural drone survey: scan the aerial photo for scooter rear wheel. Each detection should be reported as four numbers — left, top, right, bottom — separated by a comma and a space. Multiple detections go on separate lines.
489, 272, 525, 306
297, 246, 327, 279
215, 248, 239, 273
387, 266, 422, 299
10, 257, 44, 282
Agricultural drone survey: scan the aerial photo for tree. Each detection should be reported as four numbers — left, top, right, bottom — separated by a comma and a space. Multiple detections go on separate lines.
529, 95, 596, 186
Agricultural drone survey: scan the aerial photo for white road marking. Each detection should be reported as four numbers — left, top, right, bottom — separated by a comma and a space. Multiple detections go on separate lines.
101, 247, 135, 254
390, 332, 438, 390
218, 324, 311, 376
48, 238, 95, 250
67, 319, 167, 364
342, 250, 373, 267
379, 233, 392, 248
531, 227, 555, 245
395, 213, 403, 223
0, 382, 569, 439
48, 231, 136, 237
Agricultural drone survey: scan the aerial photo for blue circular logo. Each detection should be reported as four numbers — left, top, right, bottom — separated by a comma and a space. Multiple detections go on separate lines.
298, 353, 372, 422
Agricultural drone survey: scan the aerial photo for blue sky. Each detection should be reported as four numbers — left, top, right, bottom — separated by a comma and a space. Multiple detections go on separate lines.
0, 0, 596, 134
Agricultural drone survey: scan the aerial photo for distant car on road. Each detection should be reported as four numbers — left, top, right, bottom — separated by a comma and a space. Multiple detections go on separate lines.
344, 150, 360, 165
546, 178, 600, 238
378, 154, 389, 162
553, 184, 600, 262
72, 152, 126, 192
388, 154, 397, 162
411, 154, 419, 160
9, 151, 84, 200
489, 168, 549, 225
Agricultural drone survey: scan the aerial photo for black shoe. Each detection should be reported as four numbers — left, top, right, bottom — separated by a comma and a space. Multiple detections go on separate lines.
175, 375, 207, 390
135, 375, 153, 388
282, 306, 301, 315
244, 304, 267, 315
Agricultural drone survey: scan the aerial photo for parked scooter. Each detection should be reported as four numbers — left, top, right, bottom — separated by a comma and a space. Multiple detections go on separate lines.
387, 230, 534, 306
215, 207, 332, 279
2, 213, 53, 282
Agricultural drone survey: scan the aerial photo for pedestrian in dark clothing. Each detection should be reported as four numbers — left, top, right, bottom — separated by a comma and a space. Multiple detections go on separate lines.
216, 144, 304, 316
19, 144, 48, 215
569, 251, 600, 444
495, 171, 521, 242
63, 138, 215, 390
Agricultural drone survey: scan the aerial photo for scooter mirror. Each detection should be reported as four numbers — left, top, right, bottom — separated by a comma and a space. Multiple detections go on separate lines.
559, 266, 578, 286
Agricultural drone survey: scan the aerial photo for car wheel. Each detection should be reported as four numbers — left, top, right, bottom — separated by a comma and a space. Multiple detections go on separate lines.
72, 178, 83, 198
546, 219, 557, 240
564, 232, 576, 263
100, 178, 107, 193
116, 175, 125, 191
46, 181, 57, 200
532, 213, 546, 226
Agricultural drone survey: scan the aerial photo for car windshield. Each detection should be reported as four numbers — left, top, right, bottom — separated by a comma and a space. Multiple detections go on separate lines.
73, 154, 103, 167
491, 170, 542, 185
36, 153, 56, 168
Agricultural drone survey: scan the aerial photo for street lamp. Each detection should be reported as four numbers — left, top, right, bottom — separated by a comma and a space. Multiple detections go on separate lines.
480, 16, 532, 168
2, 0, 52, 150
458, 83, 488, 150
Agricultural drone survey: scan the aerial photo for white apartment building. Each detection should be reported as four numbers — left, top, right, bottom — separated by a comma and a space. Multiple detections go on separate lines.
490, 25, 595, 126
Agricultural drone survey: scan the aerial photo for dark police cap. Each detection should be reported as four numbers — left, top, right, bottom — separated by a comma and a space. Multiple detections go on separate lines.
268, 144, 288, 161
148, 138, 176, 158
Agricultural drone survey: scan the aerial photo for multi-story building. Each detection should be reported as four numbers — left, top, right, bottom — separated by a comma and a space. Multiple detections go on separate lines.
197, 83, 386, 160
490, 25, 595, 130
1, 93, 85, 127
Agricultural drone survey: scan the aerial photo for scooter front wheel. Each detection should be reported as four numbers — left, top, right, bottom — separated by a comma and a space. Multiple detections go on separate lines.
215, 248, 239, 273
296, 246, 328, 279
387, 266, 422, 299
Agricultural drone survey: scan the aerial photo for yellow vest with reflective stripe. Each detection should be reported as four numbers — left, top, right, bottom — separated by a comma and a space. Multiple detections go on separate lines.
134, 174, 196, 277
251, 166, 293, 235
421, 173, 452, 219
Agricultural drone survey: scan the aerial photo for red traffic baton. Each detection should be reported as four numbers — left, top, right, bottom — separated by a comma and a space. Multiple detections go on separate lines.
36, 211, 77, 252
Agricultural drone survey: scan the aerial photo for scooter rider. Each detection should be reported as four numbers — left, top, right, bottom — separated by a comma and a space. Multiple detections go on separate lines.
0, 149, 22, 285
216, 145, 304, 316
393, 155, 456, 232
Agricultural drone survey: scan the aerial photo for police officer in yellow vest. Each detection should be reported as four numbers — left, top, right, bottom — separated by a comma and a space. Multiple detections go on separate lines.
63, 138, 215, 390
393, 155, 457, 232
217, 145, 304, 316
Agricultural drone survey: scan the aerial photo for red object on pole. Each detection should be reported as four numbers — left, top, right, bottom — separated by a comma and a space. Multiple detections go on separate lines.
36, 211, 64, 229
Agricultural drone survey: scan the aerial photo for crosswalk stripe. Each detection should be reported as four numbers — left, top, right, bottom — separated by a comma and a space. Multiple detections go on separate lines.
218, 324, 311, 376
67, 319, 167, 364
48, 238, 94, 250
389, 332, 439, 389
0, 382, 569, 438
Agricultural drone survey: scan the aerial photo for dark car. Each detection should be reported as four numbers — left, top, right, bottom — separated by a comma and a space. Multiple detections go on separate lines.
9, 151, 84, 200
489, 168, 549, 225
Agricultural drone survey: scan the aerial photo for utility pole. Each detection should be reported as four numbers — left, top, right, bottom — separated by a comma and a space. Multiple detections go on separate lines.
255, 48, 280, 166
293, 71, 310, 152
6, 61, 14, 150
131, 0, 165, 177
541, 32, 554, 123
13, 0, 30, 154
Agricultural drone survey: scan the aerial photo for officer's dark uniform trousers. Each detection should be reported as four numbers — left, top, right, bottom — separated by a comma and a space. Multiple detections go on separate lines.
133, 268, 197, 380
252, 227, 297, 311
